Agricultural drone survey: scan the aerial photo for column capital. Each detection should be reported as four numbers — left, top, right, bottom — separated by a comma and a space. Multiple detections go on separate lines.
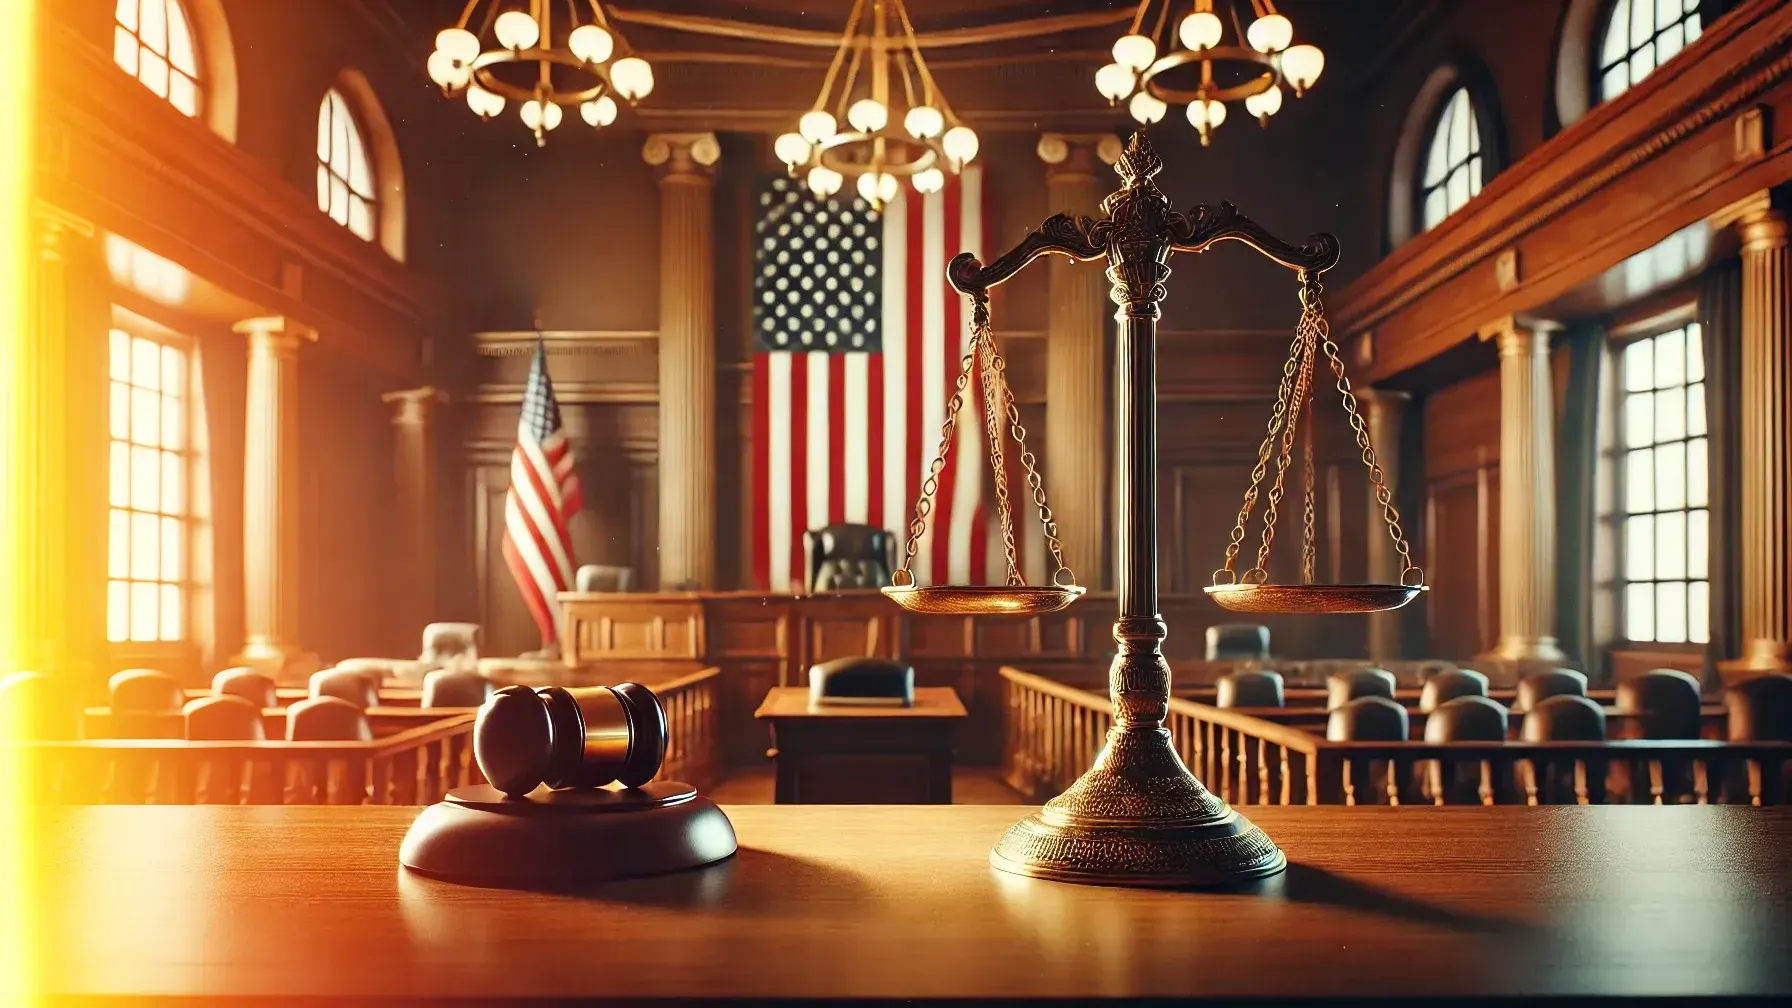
1037, 133, 1124, 178
32, 200, 93, 247
643, 132, 721, 179
234, 315, 316, 351
382, 386, 450, 424
1478, 314, 1560, 356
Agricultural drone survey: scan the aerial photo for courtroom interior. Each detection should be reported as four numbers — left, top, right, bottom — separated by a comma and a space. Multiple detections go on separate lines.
4, 0, 1792, 1000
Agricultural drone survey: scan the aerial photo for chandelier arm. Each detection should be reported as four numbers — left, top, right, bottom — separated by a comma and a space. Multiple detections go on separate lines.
1149, 0, 1171, 43
896, 51, 917, 111
814, 0, 866, 112
947, 214, 1107, 298
893, 0, 945, 113
1127, 0, 1151, 36
1169, 201, 1339, 274
584, 0, 609, 29
1229, 1, 1248, 44
456, 0, 480, 31
835, 29, 867, 123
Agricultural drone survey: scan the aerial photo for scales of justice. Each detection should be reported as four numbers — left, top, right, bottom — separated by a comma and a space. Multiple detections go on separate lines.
882, 131, 1428, 887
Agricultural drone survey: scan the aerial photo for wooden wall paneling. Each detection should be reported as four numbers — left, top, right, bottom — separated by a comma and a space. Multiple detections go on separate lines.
705, 595, 796, 767
1421, 367, 1503, 661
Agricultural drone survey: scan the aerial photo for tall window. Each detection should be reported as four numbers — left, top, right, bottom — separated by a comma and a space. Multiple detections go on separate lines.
1619, 323, 1708, 645
108, 329, 191, 644
1419, 87, 1482, 232
1598, 0, 1702, 102
317, 89, 377, 242
113, 0, 201, 118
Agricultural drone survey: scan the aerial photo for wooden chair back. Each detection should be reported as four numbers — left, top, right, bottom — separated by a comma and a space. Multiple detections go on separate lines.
1515, 668, 1588, 713
1616, 668, 1703, 739
1325, 668, 1396, 710
212, 667, 277, 708
184, 695, 266, 741
1423, 695, 1509, 742
310, 668, 378, 709
0, 671, 80, 741
1205, 624, 1270, 661
1326, 696, 1408, 741
287, 696, 373, 741
1726, 673, 1792, 743
1522, 694, 1606, 741
107, 669, 185, 739
1216, 669, 1283, 709
1419, 668, 1489, 712
421, 670, 493, 708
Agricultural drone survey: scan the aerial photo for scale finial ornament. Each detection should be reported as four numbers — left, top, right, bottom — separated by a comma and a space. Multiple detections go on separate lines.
1114, 130, 1164, 186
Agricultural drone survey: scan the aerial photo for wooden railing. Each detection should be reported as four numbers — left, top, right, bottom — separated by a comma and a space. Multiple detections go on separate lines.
5, 714, 479, 805
654, 667, 722, 791
999, 668, 1792, 806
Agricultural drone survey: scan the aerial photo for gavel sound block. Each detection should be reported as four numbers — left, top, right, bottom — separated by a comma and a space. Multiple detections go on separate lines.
399, 684, 737, 887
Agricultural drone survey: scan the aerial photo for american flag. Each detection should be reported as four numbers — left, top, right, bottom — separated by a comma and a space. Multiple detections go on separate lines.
752, 167, 1039, 592
503, 339, 584, 645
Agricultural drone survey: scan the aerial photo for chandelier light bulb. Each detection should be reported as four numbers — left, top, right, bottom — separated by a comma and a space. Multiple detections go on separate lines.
879, 173, 899, 202
427, 49, 465, 89
807, 165, 843, 198
799, 110, 838, 143
847, 98, 888, 133
1186, 97, 1226, 144
580, 95, 618, 126
1111, 33, 1157, 72
1129, 90, 1167, 124
774, 132, 812, 167
520, 99, 561, 131
466, 85, 503, 119
942, 125, 979, 165
912, 167, 945, 194
1094, 62, 1135, 103
493, 10, 540, 50
1244, 85, 1283, 121
904, 105, 944, 140
856, 171, 881, 204
1178, 11, 1224, 51
1246, 13, 1293, 53
568, 24, 615, 65
435, 27, 479, 63
1280, 44, 1325, 94
610, 57, 653, 100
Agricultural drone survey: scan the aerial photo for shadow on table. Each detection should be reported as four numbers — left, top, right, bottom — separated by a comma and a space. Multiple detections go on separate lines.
1243, 862, 1532, 936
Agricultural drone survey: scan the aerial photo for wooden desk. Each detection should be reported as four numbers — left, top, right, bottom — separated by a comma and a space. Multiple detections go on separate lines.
22, 804, 1791, 1001
755, 687, 968, 804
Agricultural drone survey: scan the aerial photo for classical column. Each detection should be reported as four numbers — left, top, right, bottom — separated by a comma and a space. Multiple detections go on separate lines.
14, 204, 95, 680
1483, 316, 1565, 663
1038, 133, 1120, 589
1734, 202, 1791, 670
233, 316, 316, 678
382, 387, 447, 650
1359, 387, 1411, 663
644, 132, 720, 590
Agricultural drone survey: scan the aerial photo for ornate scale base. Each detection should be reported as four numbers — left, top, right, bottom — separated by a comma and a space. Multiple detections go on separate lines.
399, 781, 738, 888
989, 724, 1285, 887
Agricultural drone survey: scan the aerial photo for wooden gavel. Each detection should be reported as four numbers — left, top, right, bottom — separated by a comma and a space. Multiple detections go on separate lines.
474, 684, 667, 798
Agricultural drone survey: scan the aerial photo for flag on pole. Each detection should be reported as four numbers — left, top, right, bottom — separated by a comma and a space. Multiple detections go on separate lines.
503, 339, 583, 644
750, 168, 998, 593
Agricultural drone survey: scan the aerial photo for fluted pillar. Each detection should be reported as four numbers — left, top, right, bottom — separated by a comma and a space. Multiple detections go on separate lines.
1038, 133, 1120, 588
1484, 316, 1564, 663
1360, 387, 1411, 663
382, 387, 447, 650
644, 132, 720, 590
1735, 204, 1791, 670
233, 316, 315, 677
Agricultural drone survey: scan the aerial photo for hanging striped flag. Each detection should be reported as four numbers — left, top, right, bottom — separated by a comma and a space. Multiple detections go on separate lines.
503, 339, 584, 645
751, 169, 999, 593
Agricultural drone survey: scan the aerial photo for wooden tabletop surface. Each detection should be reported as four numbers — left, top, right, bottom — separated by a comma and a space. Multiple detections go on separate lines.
23, 804, 1792, 1001
754, 685, 968, 719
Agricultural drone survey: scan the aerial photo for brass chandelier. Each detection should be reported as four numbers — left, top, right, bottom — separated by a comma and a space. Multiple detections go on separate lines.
773, 0, 981, 209
426, 1, 654, 146
1097, 0, 1324, 145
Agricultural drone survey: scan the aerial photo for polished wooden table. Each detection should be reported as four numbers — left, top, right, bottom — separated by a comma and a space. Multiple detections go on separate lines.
755, 686, 967, 803
25, 804, 1791, 1001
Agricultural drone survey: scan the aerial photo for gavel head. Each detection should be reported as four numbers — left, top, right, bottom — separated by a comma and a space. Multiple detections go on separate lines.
474, 683, 668, 798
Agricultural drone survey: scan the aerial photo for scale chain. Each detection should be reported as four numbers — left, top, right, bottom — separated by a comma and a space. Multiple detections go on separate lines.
1301, 391, 1317, 585
1253, 317, 1316, 575
1216, 317, 1308, 585
977, 332, 1023, 586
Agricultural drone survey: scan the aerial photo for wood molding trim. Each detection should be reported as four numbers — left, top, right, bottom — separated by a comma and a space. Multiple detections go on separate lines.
1333, 0, 1792, 383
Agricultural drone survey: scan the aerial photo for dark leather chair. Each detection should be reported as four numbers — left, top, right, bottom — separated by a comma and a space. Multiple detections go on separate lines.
1419, 667, 1489, 713
212, 667, 277, 709
1520, 694, 1606, 804
1616, 668, 1703, 739
1725, 672, 1792, 742
286, 696, 372, 741
1216, 669, 1284, 708
1424, 695, 1510, 804
108, 668, 185, 739
1514, 667, 1588, 713
804, 524, 896, 593
183, 695, 266, 741
808, 656, 915, 705
1205, 624, 1270, 661
1522, 694, 1606, 741
0, 670, 80, 741
1325, 668, 1397, 710
1326, 696, 1409, 805
310, 668, 379, 709
421, 670, 494, 708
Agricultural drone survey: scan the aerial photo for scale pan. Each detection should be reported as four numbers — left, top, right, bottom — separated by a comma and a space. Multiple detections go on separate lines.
1204, 583, 1426, 614
881, 584, 1086, 616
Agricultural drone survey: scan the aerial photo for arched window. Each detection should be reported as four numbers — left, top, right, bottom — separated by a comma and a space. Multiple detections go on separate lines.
1418, 88, 1483, 233
317, 88, 377, 242
113, 0, 201, 118
1597, 0, 1702, 102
